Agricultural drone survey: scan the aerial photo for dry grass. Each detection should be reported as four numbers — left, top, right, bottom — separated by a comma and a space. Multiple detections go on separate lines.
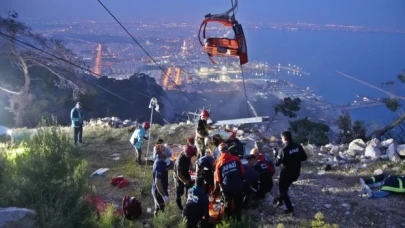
11, 125, 405, 227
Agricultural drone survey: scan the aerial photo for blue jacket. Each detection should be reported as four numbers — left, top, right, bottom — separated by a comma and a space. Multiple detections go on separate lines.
71, 107, 83, 127
183, 186, 209, 222
130, 127, 147, 149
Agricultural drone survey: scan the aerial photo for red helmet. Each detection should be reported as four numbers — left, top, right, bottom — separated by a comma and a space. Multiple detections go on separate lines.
218, 143, 228, 152
143, 121, 150, 129
187, 137, 195, 145
201, 110, 209, 118
184, 145, 197, 157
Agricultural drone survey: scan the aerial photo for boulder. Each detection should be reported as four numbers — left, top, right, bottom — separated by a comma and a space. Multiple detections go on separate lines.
381, 139, 394, 147
320, 146, 329, 152
387, 144, 400, 162
102, 117, 111, 122
324, 143, 334, 148
367, 138, 381, 148
346, 150, 357, 157
364, 145, 381, 159
397, 144, 405, 156
111, 116, 122, 123
329, 145, 340, 154
348, 139, 366, 154
374, 169, 384, 175
0, 207, 37, 228
89, 118, 97, 125
123, 120, 132, 126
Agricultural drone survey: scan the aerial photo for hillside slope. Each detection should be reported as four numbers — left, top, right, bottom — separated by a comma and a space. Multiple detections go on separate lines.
6, 124, 405, 227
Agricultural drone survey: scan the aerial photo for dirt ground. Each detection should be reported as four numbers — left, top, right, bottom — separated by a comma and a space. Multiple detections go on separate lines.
78, 125, 405, 228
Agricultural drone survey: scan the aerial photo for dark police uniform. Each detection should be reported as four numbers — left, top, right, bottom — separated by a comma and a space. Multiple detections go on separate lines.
174, 152, 192, 210
197, 156, 215, 194
274, 142, 307, 212
182, 186, 210, 228
152, 159, 168, 215
242, 164, 259, 209
253, 160, 273, 199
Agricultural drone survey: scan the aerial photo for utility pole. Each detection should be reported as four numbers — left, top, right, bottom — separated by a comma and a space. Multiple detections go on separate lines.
145, 97, 159, 168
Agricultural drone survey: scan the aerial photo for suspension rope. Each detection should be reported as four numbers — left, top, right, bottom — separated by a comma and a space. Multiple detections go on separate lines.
96, 0, 198, 110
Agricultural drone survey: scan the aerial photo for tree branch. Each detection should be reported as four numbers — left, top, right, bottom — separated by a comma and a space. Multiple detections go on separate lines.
369, 112, 405, 138
0, 85, 21, 95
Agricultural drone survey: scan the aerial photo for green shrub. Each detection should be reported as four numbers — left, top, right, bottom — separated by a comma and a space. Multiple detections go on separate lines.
152, 203, 183, 228
299, 212, 340, 228
0, 120, 96, 228
216, 215, 254, 228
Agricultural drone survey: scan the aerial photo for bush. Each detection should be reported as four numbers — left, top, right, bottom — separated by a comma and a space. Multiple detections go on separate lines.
216, 215, 254, 228
299, 212, 340, 228
0, 120, 97, 228
152, 203, 184, 228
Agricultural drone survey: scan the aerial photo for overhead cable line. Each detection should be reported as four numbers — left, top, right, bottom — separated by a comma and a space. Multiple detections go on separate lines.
96, 0, 198, 109
230, 0, 251, 117
0, 31, 163, 105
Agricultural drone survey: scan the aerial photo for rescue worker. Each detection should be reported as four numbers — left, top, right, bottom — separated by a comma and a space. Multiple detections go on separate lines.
129, 122, 150, 164
250, 148, 276, 175
71, 101, 84, 145
196, 154, 216, 194
360, 174, 405, 198
250, 154, 273, 199
187, 137, 195, 147
152, 144, 170, 216
215, 143, 245, 220
242, 155, 260, 209
274, 131, 307, 215
195, 110, 214, 157
182, 176, 210, 228
152, 139, 173, 169
174, 145, 197, 210
211, 134, 224, 159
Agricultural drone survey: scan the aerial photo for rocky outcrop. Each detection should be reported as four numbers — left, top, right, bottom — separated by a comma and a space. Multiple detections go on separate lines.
0, 207, 37, 228
87, 73, 175, 125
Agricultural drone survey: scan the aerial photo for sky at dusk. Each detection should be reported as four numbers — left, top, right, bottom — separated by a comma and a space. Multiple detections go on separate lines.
1, 0, 405, 29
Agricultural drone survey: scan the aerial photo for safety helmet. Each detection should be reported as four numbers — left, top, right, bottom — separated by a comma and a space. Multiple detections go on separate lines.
250, 148, 259, 155
143, 121, 150, 129
187, 137, 195, 145
184, 145, 197, 157
201, 110, 209, 118
154, 144, 165, 155
218, 143, 228, 152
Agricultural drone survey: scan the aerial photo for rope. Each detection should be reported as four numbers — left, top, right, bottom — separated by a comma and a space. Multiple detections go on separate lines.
239, 64, 251, 117
96, 0, 198, 110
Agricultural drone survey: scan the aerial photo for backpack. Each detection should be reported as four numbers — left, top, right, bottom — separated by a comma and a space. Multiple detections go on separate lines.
122, 196, 142, 220
226, 138, 244, 157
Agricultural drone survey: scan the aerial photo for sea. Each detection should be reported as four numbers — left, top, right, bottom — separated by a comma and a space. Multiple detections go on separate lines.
246, 28, 405, 128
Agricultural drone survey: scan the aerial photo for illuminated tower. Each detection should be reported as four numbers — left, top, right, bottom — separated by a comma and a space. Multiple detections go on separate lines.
181, 40, 187, 57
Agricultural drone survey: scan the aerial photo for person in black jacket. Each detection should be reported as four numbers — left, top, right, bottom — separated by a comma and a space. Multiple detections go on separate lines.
274, 131, 307, 215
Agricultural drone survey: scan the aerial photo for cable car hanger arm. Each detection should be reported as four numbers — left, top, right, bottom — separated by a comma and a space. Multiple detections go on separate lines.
206, 0, 238, 19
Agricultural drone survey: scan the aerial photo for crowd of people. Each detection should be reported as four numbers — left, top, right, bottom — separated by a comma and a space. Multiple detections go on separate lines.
71, 105, 308, 226
141, 110, 307, 227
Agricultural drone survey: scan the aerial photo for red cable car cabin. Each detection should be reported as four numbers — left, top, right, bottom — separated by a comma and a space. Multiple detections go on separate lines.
198, 16, 248, 65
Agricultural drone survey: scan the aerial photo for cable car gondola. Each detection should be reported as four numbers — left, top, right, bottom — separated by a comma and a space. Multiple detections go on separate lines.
198, 0, 248, 65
